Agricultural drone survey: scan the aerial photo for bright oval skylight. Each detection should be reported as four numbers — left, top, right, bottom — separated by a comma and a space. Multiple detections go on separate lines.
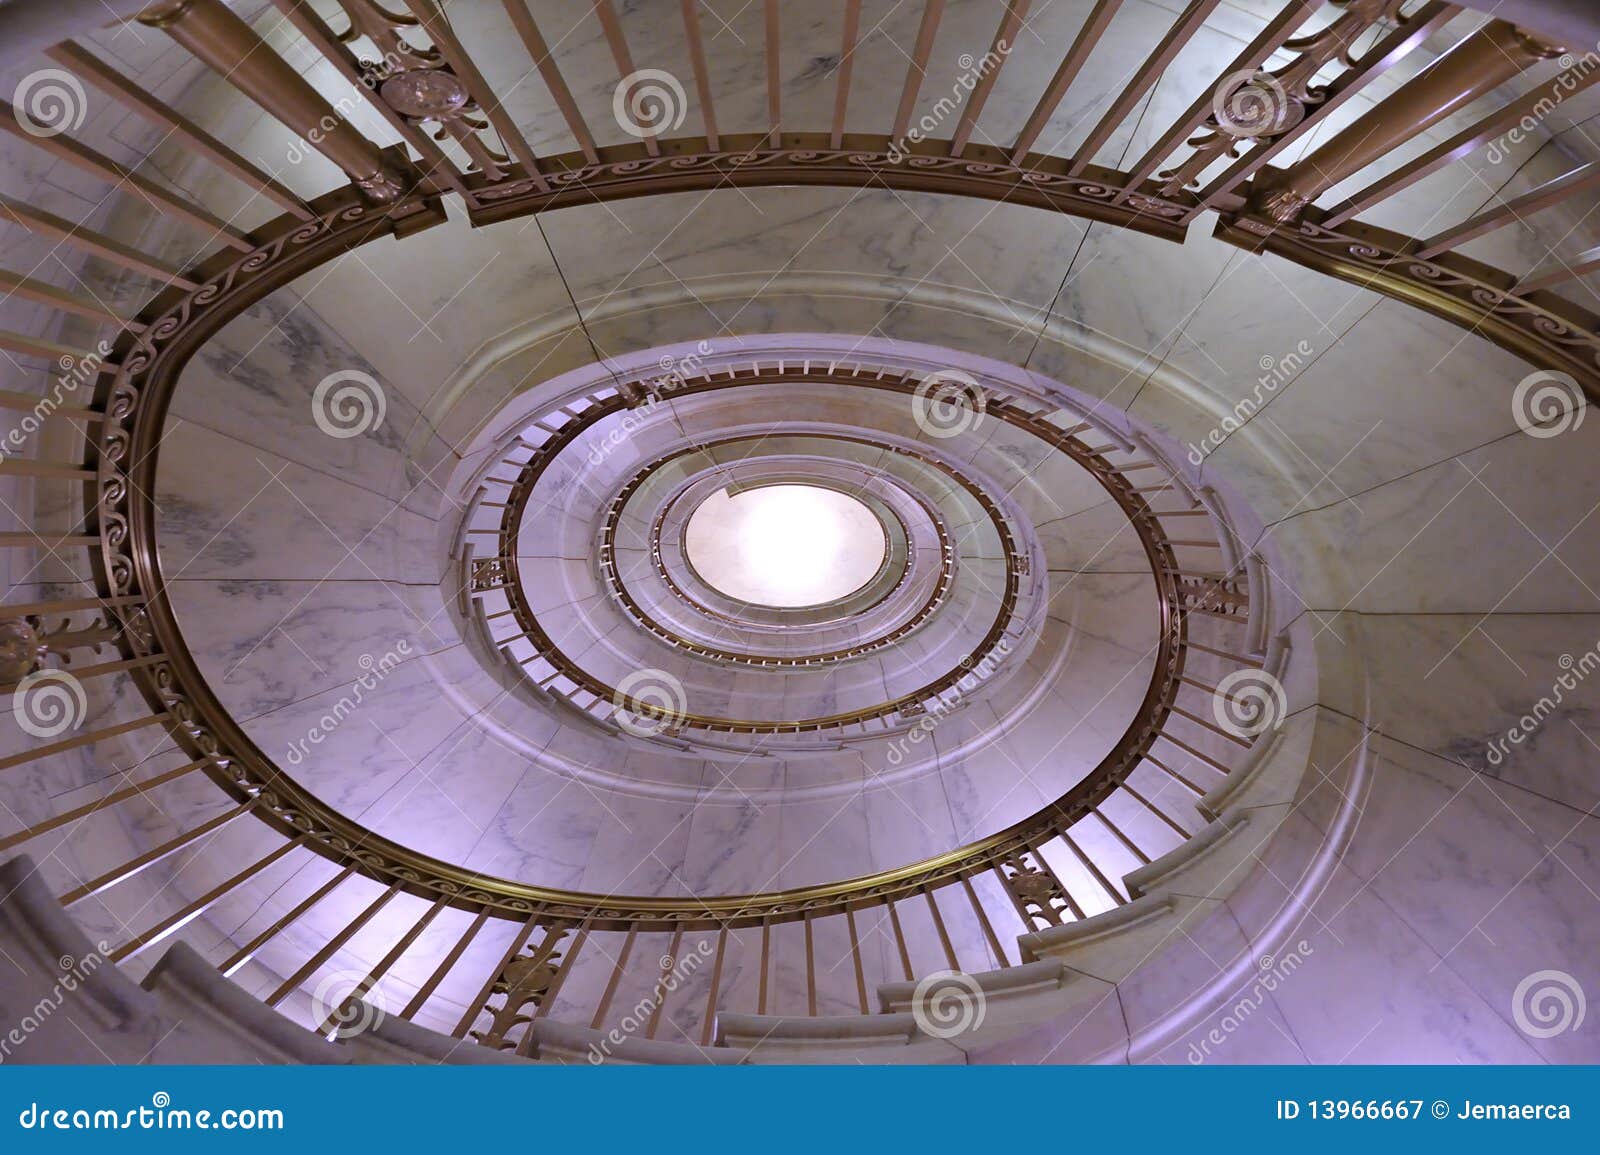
684, 484, 887, 609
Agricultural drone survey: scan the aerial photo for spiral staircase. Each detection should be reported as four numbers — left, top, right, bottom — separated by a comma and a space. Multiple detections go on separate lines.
0, 0, 1597, 1065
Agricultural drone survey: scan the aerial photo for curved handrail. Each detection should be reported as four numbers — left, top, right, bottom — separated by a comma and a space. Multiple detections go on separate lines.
491, 393, 1032, 734
0, 0, 1589, 1041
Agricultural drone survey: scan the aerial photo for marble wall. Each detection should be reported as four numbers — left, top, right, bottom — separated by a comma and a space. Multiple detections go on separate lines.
1, 0, 1597, 1060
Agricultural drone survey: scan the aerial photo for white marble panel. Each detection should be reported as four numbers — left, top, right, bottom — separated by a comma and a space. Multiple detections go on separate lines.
229, 659, 471, 820
1203, 301, 1538, 508
1321, 734, 1600, 1061
541, 184, 1085, 319
154, 421, 444, 584
169, 291, 454, 515
1037, 222, 1236, 383
1234, 853, 1546, 1064
1313, 611, 1600, 813
167, 578, 453, 723
1254, 418, 1600, 614
680, 781, 785, 897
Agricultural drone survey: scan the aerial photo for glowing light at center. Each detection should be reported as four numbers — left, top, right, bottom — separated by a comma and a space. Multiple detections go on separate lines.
684, 484, 886, 609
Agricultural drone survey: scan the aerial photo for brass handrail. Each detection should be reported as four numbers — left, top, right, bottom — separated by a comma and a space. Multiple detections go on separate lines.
88, 198, 1198, 924
0, 0, 1592, 1037
492, 407, 1030, 734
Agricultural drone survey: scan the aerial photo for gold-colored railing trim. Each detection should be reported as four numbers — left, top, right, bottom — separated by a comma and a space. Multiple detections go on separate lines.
599, 444, 953, 666
1220, 212, 1600, 390
495, 418, 1021, 732
83, 117, 1598, 927
88, 187, 1193, 929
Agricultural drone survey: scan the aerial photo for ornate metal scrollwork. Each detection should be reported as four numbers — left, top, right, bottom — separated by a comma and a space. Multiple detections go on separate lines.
332, 0, 514, 182
468, 923, 574, 1051
1221, 214, 1600, 390
1177, 575, 1249, 623
469, 556, 509, 592
0, 610, 123, 681
0, 619, 42, 682
999, 851, 1072, 929
461, 135, 1193, 241
1158, 0, 1410, 198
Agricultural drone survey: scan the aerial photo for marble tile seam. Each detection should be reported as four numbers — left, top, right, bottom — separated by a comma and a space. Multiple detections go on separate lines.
1321, 708, 1600, 827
